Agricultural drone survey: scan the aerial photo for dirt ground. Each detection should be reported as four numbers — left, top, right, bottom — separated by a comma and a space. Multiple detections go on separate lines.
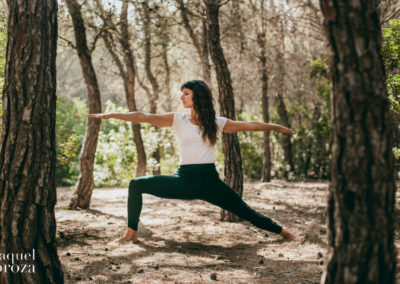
55, 179, 400, 284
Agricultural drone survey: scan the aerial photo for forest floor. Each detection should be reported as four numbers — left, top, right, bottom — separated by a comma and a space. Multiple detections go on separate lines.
55, 179, 400, 284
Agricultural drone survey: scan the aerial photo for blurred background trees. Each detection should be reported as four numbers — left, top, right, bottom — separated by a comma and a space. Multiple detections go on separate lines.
1, 0, 394, 188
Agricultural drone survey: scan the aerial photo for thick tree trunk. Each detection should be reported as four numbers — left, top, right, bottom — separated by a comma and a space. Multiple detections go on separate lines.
206, 0, 244, 222
66, 0, 102, 209
0, 1, 63, 283
257, 31, 272, 182
320, 1, 396, 283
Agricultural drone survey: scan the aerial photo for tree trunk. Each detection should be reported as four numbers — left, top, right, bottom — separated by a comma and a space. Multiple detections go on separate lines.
96, 0, 147, 178
142, 0, 161, 175
257, 31, 272, 182
206, 0, 244, 222
120, 0, 147, 177
250, 0, 271, 182
320, 1, 396, 283
161, 41, 172, 112
177, 0, 211, 86
275, 21, 294, 176
276, 93, 294, 174
66, 0, 102, 209
0, 1, 63, 282
100, 29, 147, 178
201, 19, 212, 87
117, 0, 147, 177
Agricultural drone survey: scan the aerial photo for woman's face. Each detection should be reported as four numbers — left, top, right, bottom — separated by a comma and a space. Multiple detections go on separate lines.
180, 88, 194, 108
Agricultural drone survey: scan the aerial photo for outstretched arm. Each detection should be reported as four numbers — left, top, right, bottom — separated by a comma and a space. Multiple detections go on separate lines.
86, 112, 174, 127
222, 119, 296, 134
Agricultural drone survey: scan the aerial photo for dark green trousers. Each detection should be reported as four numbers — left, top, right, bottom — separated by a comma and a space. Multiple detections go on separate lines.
127, 163, 282, 234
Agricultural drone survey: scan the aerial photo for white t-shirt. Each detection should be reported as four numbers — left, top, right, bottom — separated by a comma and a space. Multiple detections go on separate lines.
172, 112, 227, 165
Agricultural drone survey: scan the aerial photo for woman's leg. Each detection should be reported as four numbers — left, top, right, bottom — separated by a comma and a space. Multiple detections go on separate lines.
127, 174, 199, 231
117, 174, 198, 243
200, 178, 283, 234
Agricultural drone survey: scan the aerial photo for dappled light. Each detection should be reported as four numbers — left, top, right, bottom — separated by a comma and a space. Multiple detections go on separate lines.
56, 180, 330, 283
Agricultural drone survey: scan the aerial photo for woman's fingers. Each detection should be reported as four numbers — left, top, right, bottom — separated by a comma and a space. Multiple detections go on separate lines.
282, 128, 296, 135
86, 113, 110, 119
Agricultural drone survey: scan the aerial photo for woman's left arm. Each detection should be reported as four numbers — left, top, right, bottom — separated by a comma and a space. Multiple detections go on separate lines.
222, 119, 296, 134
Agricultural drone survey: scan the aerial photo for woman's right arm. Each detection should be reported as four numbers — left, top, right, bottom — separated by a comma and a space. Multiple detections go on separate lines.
86, 112, 174, 127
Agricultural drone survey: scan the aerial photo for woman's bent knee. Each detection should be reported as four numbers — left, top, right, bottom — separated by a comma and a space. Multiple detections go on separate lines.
129, 179, 139, 194
129, 177, 149, 194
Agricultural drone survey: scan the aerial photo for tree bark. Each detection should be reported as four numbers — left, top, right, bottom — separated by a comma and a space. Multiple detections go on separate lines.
142, 0, 161, 175
257, 31, 272, 182
119, 0, 147, 177
66, 0, 102, 209
275, 21, 294, 175
206, 0, 244, 222
201, 18, 212, 87
320, 1, 396, 283
0, 1, 63, 282
276, 93, 294, 173
177, 0, 211, 86
249, 0, 272, 182
161, 38, 172, 112
97, 0, 147, 177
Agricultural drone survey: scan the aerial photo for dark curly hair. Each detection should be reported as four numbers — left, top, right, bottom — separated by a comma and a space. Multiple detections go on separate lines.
180, 80, 218, 146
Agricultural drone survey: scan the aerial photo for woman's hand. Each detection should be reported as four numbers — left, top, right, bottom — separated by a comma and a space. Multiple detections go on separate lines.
86, 113, 113, 119
280, 127, 296, 135
223, 119, 297, 134
85, 112, 174, 127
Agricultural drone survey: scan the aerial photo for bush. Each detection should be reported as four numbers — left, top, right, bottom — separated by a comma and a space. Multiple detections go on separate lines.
56, 97, 87, 185
93, 101, 179, 187
237, 111, 263, 180
383, 20, 400, 166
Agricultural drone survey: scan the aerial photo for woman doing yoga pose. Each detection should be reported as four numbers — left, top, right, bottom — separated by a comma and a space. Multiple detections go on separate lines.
87, 80, 298, 243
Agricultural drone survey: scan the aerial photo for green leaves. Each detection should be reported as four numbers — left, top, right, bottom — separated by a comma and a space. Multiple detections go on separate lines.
382, 20, 400, 160
56, 97, 87, 185
382, 19, 400, 73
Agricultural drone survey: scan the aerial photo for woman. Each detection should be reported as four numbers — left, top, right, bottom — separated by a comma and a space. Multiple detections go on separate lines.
87, 80, 298, 243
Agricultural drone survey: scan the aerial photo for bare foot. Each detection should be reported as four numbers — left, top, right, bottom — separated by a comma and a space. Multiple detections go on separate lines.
280, 228, 298, 241
115, 228, 138, 244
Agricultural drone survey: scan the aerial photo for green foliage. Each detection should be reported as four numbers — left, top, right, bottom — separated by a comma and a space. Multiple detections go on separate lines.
382, 20, 400, 162
289, 103, 331, 179
94, 101, 136, 187
309, 56, 330, 104
382, 19, 400, 73
56, 99, 179, 188
237, 111, 263, 180
276, 56, 332, 180
56, 97, 87, 185
309, 58, 329, 80
93, 101, 178, 187
383, 20, 400, 111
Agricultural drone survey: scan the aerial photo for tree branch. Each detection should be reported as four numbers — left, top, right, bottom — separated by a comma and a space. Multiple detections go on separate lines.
58, 35, 76, 49
381, 6, 400, 25
219, 0, 230, 7
89, 24, 106, 55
